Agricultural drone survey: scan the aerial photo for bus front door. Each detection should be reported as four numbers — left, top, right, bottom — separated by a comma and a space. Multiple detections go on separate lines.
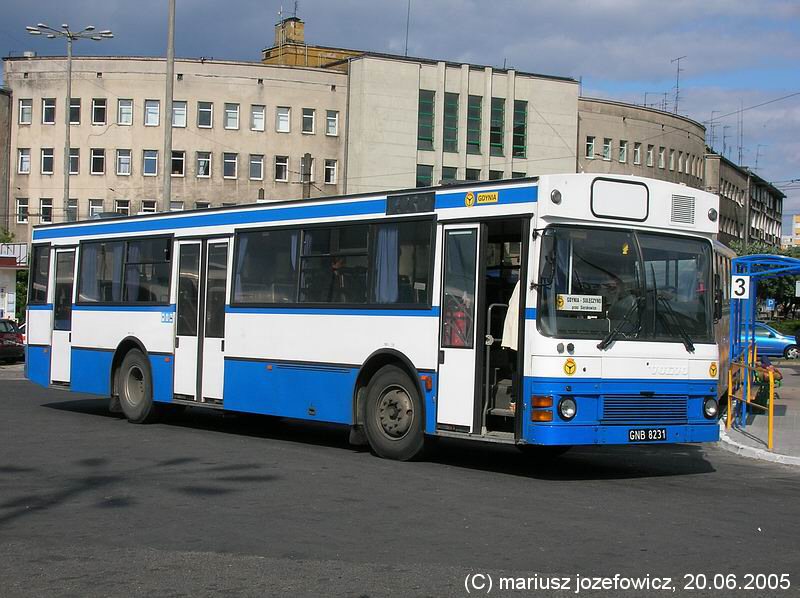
173, 239, 230, 403
437, 224, 481, 433
50, 248, 76, 385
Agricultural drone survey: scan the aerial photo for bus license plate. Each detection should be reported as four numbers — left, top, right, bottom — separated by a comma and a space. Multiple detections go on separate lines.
628, 428, 667, 442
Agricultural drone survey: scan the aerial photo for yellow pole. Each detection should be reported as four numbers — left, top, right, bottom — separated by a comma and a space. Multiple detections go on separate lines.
727, 369, 733, 429
768, 370, 774, 451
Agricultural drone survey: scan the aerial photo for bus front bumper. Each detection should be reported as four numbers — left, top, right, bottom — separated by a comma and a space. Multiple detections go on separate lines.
522, 422, 719, 446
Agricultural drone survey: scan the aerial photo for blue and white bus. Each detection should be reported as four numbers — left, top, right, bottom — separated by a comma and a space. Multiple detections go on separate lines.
25, 174, 722, 460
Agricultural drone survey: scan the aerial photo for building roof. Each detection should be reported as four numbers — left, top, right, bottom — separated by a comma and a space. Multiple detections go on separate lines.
579, 95, 705, 131
706, 152, 786, 199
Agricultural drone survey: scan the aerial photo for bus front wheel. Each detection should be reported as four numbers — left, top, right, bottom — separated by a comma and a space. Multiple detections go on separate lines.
118, 349, 161, 424
364, 365, 425, 461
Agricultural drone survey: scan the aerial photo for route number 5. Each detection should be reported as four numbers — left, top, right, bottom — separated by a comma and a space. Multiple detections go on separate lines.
731, 275, 750, 299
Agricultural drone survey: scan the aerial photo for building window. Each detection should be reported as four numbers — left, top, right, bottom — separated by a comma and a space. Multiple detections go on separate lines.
19, 99, 32, 124
116, 149, 132, 176
618, 140, 628, 163
299, 155, 314, 183
324, 159, 337, 185
302, 108, 315, 133
172, 100, 187, 127
276, 107, 290, 132
490, 97, 505, 157
92, 98, 107, 125
585, 136, 595, 159
195, 201, 210, 210
40, 198, 53, 224
115, 199, 130, 216
66, 199, 78, 222
16, 198, 28, 224
467, 95, 482, 154
69, 148, 79, 174
171, 150, 186, 176
326, 110, 339, 136
143, 150, 158, 176
170, 201, 184, 212
443, 92, 458, 153
118, 99, 133, 125
70, 98, 81, 124
41, 148, 54, 174
678, 151, 684, 173
511, 171, 526, 179
489, 170, 503, 180
197, 101, 213, 128
251, 105, 265, 131
466, 168, 481, 181
223, 153, 238, 179
669, 149, 675, 171
42, 98, 56, 124
144, 100, 160, 126
602, 138, 612, 160
249, 154, 264, 180
90, 149, 105, 175
647, 144, 654, 167
417, 90, 434, 151
274, 155, 289, 182
512, 100, 527, 158
141, 200, 157, 213
89, 199, 104, 218
224, 103, 240, 129
18, 149, 31, 174
633, 142, 642, 165
416, 164, 433, 188
658, 146, 665, 169
441, 166, 458, 182
196, 151, 211, 177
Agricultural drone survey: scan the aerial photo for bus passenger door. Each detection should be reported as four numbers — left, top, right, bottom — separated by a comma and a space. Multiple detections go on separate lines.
437, 224, 481, 433
200, 240, 229, 403
50, 248, 76, 385
173, 241, 201, 400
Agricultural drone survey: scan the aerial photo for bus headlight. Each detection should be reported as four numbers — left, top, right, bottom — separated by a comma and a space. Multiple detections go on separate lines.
703, 397, 718, 419
558, 397, 577, 421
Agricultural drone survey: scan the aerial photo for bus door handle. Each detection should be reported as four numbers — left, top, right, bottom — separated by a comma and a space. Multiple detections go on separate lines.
175, 337, 180, 349
439, 350, 445, 364
221, 339, 225, 352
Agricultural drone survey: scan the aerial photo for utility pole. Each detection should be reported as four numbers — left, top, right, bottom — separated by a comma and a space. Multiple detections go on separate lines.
302, 153, 312, 199
738, 99, 744, 164
709, 110, 719, 150
671, 55, 686, 114
722, 125, 732, 158
162, 0, 176, 212
26, 23, 113, 220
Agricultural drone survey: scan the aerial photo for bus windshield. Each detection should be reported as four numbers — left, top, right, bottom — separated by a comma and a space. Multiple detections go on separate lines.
537, 226, 713, 344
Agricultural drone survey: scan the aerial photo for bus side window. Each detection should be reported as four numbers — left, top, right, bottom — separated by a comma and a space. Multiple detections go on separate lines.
29, 245, 51, 304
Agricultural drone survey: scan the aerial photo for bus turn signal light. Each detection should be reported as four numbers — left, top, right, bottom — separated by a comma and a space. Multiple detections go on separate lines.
531, 395, 553, 408
420, 375, 433, 391
531, 410, 553, 422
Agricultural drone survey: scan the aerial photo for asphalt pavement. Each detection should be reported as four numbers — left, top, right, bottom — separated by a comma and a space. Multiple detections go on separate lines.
1, 372, 799, 597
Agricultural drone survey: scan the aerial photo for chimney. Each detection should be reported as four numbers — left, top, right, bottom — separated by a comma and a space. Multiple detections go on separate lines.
274, 17, 305, 46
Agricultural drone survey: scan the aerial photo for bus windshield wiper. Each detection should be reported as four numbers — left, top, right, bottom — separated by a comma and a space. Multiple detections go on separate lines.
597, 297, 642, 351
656, 295, 695, 353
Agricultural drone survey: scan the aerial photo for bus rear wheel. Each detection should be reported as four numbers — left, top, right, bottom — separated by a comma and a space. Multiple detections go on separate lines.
364, 365, 425, 461
118, 349, 161, 424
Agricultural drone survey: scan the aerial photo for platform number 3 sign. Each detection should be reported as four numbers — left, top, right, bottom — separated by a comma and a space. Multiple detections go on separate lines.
731, 275, 750, 300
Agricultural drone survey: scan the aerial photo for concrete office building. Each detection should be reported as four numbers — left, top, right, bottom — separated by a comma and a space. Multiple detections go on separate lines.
0, 89, 10, 235
2, 51, 347, 241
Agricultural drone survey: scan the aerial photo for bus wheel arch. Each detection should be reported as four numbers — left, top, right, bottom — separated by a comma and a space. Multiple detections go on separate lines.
110, 337, 149, 399
350, 349, 425, 460
111, 337, 162, 423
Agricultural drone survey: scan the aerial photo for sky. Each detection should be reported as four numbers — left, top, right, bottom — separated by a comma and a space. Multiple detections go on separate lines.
1, 0, 798, 231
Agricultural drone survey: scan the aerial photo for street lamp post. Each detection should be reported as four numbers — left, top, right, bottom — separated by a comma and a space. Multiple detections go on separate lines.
26, 23, 113, 221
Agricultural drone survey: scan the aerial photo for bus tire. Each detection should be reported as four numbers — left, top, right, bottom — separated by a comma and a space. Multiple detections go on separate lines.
118, 349, 161, 424
518, 444, 572, 459
363, 365, 425, 461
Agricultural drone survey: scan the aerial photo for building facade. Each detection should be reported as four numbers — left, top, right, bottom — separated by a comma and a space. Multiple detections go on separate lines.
3, 53, 347, 241
577, 97, 706, 187
0, 89, 10, 235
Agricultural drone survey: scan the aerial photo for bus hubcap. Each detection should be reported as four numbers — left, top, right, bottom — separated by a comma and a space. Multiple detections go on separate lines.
377, 385, 413, 439
125, 366, 145, 406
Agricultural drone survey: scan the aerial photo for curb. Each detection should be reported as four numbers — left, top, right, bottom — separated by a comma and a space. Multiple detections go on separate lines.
716, 421, 800, 467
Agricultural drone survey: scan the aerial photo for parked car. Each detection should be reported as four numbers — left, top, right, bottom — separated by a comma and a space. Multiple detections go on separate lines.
745, 322, 799, 359
18, 322, 25, 344
0, 319, 24, 363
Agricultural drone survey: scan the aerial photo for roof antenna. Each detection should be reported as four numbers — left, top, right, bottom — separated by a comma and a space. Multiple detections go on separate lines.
404, 0, 411, 56
293, 0, 298, 17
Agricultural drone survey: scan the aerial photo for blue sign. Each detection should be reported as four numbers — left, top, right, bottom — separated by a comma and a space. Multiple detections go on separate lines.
766, 298, 776, 311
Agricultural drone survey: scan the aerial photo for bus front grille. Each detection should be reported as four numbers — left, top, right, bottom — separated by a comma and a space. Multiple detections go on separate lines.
601, 396, 688, 423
